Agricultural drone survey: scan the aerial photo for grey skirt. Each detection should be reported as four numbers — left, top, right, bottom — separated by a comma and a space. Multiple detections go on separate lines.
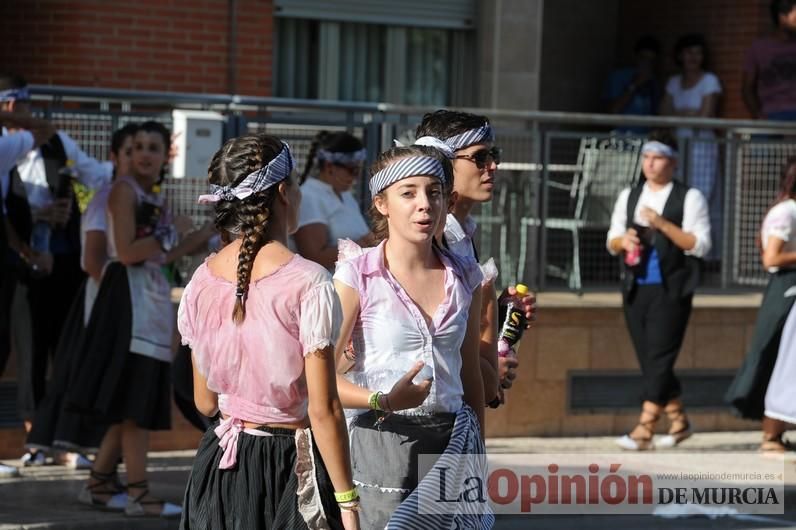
350, 411, 454, 529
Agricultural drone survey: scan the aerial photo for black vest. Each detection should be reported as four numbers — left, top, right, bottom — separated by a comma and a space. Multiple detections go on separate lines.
621, 180, 702, 300
4, 133, 81, 255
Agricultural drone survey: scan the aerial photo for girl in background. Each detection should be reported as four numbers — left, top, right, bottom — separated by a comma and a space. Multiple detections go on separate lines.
67, 121, 213, 517
294, 131, 373, 269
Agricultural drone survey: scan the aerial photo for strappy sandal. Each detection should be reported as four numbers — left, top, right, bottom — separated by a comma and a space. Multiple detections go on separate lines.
616, 409, 659, 451
760, 434, 792, 454
124, 480, 182, 518
77, 470, 128, 511
657, 406, 692, 448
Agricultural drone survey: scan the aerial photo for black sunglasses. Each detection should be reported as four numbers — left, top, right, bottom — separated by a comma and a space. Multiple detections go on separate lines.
453, 147, 501, 169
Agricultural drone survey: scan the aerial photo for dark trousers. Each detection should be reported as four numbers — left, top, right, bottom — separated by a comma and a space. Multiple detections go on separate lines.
623, 284, 693, 405
0, 264, 17, 378
19, 253, 85, 418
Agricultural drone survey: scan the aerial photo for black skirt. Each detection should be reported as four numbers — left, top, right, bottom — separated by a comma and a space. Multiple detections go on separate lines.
65, 262, 171, 431
180, 422, 343, 530
725, 270, 796, 419
26, 279, 108, 452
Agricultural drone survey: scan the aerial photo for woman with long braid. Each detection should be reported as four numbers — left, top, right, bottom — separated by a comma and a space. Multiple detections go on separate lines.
178, 133, 358, 529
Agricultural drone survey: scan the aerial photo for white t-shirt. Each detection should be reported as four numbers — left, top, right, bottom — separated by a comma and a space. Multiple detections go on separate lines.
80, 183, 112, 271
762, 199, 796, 273
666, 73, 722, 138
297, 177, 369, 247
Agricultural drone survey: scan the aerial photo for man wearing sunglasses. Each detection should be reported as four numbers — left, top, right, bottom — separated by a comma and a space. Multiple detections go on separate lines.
416, 110, 536, 410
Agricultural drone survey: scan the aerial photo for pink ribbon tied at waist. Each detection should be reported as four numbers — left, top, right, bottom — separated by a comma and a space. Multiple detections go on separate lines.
214, 416, 272, 469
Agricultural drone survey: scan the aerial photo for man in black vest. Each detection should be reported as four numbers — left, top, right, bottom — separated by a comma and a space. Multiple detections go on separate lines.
1, 73, 113, 465
606, 130, 711, 451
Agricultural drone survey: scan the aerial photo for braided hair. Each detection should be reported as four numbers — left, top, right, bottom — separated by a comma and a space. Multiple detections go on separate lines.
300, 130, 364, 184
207, 133, 285, 324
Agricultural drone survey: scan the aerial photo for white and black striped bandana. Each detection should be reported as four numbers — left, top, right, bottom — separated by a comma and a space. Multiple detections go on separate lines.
369, 156, 446, 198
443, 123, 494, 151
198, 141, 295, 203
316, 148, 367, 164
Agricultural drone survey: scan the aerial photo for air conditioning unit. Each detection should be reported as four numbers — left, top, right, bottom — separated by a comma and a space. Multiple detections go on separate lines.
171, 110, 224, 179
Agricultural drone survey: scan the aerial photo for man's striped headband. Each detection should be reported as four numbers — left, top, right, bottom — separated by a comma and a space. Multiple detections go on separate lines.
443, 123, 494, 151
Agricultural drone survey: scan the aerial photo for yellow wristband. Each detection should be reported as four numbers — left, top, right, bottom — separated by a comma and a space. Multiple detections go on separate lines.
334, 487, 359, 503
368, 391, 383, 411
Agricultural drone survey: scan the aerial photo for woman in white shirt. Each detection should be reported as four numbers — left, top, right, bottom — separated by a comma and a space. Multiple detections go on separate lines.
660, 33, 722, 258
294, 131, 373, 269
727, 157, 796, 453
333, 145, 492, 528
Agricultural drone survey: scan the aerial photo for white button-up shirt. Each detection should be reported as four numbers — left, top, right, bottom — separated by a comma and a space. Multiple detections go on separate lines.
15, 131, 112, 210
606, 181, 712, 258
0, 130, 34, 215
334, 240, 482, 418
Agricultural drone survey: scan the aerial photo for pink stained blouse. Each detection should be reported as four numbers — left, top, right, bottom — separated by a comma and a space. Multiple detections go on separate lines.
334, 240, 483, 418
177, 254, 342, 425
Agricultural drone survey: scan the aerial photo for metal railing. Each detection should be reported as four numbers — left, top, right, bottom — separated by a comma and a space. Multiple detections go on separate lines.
28, 84, 796, 291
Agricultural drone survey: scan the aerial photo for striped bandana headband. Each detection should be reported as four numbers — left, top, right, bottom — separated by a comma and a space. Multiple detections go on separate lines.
316, 148, 367, 164
198, 142, 295, 204
443, 123, 494, 151
641, 140, 678, 159
369, 156, 446, 198
0, 87, 30, 102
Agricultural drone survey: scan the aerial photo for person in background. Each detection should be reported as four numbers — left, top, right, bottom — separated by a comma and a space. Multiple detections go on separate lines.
727, 157, 796, 453
65, 121, 212, 517
742, 0, 796, 121
294, 131, 374, 270
0, 73, 115, 466
0, 112, 56, 479
660, 34, 723, 260
607, 130, 711, 451
603, 35, 662, 134
25, 123, 140, 474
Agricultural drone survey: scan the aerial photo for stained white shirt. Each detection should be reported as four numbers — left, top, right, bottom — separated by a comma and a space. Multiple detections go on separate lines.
761, 199, 796, 273
297, 177, 369, 248
606, 181, 711, 258
0, 130, 34, 215
16, 130, 112, 210
334, 240, 482, 418
80, 182, 112, 271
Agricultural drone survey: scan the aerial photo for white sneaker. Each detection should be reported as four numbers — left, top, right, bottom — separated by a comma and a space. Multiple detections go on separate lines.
125, 496, 182, 518
20, 451, 46, 467
0, 463, 20, 478
77, 485, 127, 511
615, 434, 654, 451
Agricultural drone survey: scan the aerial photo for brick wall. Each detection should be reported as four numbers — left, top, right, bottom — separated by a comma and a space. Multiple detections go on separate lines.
0, 0, 273, 96
616, 0, 771, 119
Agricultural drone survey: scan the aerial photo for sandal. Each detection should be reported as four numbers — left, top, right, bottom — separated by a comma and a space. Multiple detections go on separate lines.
657, 405, 692, 448
124, 480, 182, 518
616, 408, 659, 451
760, 434, 791, 454
77, 470, 128, 511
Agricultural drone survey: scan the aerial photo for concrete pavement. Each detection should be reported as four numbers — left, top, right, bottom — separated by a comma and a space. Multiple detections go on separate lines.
1, 431, 794, 529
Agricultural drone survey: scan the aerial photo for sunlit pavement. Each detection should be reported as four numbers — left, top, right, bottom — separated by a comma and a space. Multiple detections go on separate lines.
1, 432, 794, 529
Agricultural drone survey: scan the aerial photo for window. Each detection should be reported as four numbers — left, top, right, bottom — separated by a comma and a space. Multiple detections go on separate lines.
275, 18, 474, 106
